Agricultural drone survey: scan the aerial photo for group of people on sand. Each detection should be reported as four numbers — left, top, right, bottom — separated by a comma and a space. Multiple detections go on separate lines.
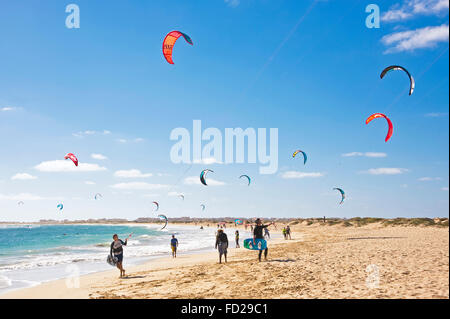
109, 218, 283, 277
214, 218, 274, 264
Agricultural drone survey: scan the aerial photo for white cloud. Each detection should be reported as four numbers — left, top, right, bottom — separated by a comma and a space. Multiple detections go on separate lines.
85, 181, 96, 185
142, 194, 161, 198
91, 153, 108, 160
425, 112, 448, 117
381, 24, 449, 53
224, 0, 240, 8
73, 130, 111, 138
280, 171, 325, 179
167, 191, 179, 197
0, 193, 62, 201
418, 177, 442, 181
184, 176, 226, 186
193, 157, 223, 165
364, 168, 409, 175
342, 152, 364, 157
382, 9, 413, 22
342, 152, 387, 158
11, 173, 37, 180
34, 160, 107, 172
365, 152, 388, 158
114, 169, 152, 178
116, 138, 145, 144
110, 182, 169, 190
441, 186, 449, 191
157, 173, 171, 177
1, 106, 19, 112
382, 0, 449, 22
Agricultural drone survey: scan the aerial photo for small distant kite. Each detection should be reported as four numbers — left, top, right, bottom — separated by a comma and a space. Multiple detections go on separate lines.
57, 203, 64, 211
239, 175, 251, 186
158, 214, 168, 230
293, 150, 307, 165
17, 201, 24, 206
333, 188, 345, 205
200, 169, 214, 186
200, 204, 206, 211
380, 65, 415, 96
94, 193, 103, 200
64, 153, 78, 166
152, 201, 159, 211
162, 31, 193, 64
366, 113, 394, 142
178, 194, 185, 201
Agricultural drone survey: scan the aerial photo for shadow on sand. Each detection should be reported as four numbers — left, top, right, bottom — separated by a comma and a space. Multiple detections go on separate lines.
269, 258, 296, 263
346, 236, 406, 240
121, 275, 146, 279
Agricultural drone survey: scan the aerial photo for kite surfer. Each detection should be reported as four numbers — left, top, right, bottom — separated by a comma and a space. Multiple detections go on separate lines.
110, 233, 129, 278
254, 219, 273, 262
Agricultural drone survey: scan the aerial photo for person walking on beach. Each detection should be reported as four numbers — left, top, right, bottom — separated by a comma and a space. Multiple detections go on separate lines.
215, 229, 228, 264
171, 234, 179, 258
110, 233, 129, 278
254, 219, 273, 262
286, 225, 292, 240
282, 227, 287, 240
235, 230, 240, 248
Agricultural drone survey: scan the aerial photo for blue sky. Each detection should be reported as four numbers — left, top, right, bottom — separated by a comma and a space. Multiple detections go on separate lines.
0, 0, 448, 222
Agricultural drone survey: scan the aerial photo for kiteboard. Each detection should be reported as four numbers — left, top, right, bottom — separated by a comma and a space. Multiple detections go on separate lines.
243, 238, 267, 251
107, 255, 118, 267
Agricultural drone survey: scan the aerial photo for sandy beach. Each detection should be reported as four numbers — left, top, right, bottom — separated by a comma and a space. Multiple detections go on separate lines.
1, 222, 448, 299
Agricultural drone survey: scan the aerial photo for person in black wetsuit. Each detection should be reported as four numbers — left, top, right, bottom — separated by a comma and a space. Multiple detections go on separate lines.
253, 218, 274, 262
110, 234, 128, 278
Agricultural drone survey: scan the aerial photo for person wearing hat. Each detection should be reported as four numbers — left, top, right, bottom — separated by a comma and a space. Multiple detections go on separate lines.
253, 218, 273, 262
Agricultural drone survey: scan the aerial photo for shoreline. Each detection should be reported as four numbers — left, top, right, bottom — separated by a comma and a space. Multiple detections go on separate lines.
1, 235, 288, 299
0, 223, 261, 298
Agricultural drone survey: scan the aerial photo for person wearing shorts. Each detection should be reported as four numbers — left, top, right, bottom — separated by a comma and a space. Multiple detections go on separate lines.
253, 219, 273, 262
215, 229, 228, 264
171, 235, 178, 258
110, 234, 128, 278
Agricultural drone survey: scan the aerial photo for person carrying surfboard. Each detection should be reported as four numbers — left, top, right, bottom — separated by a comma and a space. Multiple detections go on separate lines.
254, 219, 273, 262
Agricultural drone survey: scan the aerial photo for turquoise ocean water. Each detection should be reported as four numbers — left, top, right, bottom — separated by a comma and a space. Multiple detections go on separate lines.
0, 224, 251, 295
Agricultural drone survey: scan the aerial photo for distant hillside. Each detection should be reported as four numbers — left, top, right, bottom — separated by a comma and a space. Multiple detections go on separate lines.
1, 217, 448, 227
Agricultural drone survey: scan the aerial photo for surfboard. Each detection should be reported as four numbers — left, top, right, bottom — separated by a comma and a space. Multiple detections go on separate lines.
243, 238, 267, 251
